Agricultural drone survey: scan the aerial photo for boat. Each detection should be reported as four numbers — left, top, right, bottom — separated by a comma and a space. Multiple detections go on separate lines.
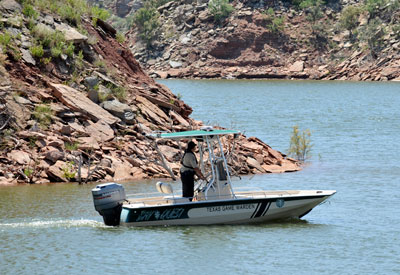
92, 128, 336, 226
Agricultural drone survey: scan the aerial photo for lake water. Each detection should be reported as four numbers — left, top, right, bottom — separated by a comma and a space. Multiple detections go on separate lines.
1, 80, 400, 274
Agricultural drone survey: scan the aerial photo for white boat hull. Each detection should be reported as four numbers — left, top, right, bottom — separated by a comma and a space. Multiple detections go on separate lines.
120, 190, 335, 226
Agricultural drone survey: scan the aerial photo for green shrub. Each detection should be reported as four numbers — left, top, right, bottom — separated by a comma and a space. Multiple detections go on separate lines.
22, 3, 38, 19
112, 86, 126, 102
263, 8, 284, 33
65, 141, 79, 151
50, 44, 63, 58
33, 104, 53, 129
359, 18, 385, 58
300, 0, 324, 35
133, 5, 160, 47
62, 161, 76, 181
364, 0, 386, 19
91, 6, 110, 26
340, 6, 362, 39
116, 32, 125, 43
56, 0, 88, 26
208, 0, 234, 23
64, 42, 75, 57
74, 50, 84, 69
41, 57, 52, 65
393, 24, 400, 39
30, 44, 44, 57
0, 32, 12, 51
288, 125, 313, 162
23, 167, 34, 178
32, 25, 75, 58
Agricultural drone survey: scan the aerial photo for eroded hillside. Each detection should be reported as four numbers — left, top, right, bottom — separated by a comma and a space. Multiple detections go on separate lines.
0, 0, 299, 185
103, 0, 400, 81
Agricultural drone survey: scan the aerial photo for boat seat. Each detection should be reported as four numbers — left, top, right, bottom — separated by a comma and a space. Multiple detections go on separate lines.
164, 196, 190, 204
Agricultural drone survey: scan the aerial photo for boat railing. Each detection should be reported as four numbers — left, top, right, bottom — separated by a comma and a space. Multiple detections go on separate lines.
233, 187, 294, 199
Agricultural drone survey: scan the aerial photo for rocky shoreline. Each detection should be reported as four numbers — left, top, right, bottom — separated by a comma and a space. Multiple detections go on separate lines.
0, 0, 299, 186
117, 0, 400, 81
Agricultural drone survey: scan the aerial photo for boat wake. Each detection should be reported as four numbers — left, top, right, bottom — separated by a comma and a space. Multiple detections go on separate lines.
0, 219, 107, 229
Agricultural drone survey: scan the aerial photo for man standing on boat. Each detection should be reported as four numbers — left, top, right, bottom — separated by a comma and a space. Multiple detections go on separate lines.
180, 141, 206, 200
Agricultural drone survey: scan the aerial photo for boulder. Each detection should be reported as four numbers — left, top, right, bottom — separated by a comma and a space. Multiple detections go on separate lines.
77, 136, 100, 151
169, 60, 183, 68
47, 160, 68, 182
55, 23, 88, 43
0, 0, 21, 13
113, 160, 134, 181
170, 110, 189, 127
7, 150, 31, 165
241, 141, 264, 152
262, 164, 285, 173
136, 95, 169, 124
85, 120, 115, 142
84, 76, 99, 90
68, 121, 86, 135
268, 147, 283, 160
6, 97, 31, 129
246, 157, 266, 173
47, 138, 64, 148
45, 149, 65, 163
18, 130, 46, 140
21, 49, 36, 66
289, 61, 304, 72
100, 99, 136, 124
49, 83, 120, 125
158, 145, 180, 162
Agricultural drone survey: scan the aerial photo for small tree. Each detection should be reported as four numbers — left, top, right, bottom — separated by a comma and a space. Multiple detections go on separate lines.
300, 0, 324, 36
340, 6, 362, 41
208, 0, 234, 23
288, 125, 313, 162
359, 18, 385, 58
264, 8, 285, 33
133, 5, 160, 47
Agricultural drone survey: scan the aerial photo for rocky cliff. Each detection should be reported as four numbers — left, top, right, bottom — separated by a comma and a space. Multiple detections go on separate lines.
106, 0, 400, 81
0, 0, 299, 185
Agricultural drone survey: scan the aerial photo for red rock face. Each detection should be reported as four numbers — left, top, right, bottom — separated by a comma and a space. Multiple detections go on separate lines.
0, 6, 299, 185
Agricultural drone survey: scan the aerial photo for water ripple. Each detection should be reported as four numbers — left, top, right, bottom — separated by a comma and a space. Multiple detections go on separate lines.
0, 219, 105, 229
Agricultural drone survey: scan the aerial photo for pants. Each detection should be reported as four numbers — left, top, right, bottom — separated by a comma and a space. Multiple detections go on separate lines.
181, 170, 195, 199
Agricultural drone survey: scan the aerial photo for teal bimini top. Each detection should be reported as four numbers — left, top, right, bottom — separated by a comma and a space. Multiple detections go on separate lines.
156, 129, 240, 140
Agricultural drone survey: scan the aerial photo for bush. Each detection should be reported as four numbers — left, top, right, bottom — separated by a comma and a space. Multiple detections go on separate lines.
91, 6, 110, 26
33, 104, 53, 129
364, 0, 386, 19
65, 141, 79, 151
208, 0, 234, 23
116, 32, 125, 43
264, 8, 284, 33
30, 45, 44, 58
288, 125, 313, 162
393, 24, 400, 39
133, 6, 160, 47
62, 161, 76, 181
0, 32, 12, 50
22, 3, 38, 19
359, 18, 385, 58
111, 86, 126, 102
32, 25, 75, 58
300, 0, 324, 35
340, 6, 362, 40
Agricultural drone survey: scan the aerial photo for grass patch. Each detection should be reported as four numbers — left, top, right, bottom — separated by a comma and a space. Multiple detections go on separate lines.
33, 104, 53, 129
30, 44, 44, 58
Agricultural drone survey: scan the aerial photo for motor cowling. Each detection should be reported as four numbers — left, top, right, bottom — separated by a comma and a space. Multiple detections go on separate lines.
92, 183, 126, 226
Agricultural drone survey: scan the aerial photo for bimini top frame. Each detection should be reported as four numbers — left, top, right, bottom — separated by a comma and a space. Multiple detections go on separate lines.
151, 128, 241, 200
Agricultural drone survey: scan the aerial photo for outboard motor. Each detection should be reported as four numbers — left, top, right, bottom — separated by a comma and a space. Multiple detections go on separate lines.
92, 183, 126, 226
